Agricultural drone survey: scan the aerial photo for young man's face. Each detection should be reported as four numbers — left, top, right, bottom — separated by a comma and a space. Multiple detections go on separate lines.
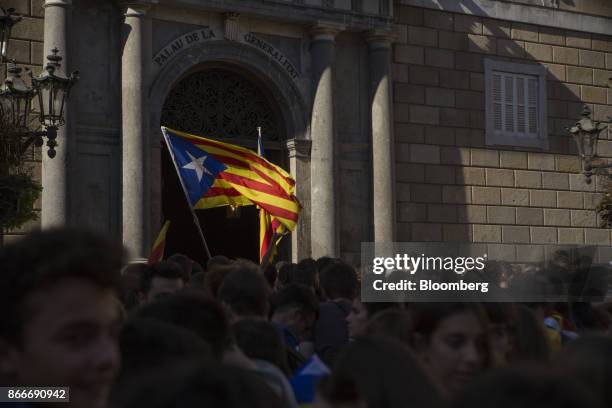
5, 278, 121, 408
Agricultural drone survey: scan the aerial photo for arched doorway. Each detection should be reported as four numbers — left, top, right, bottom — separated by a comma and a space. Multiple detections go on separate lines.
160, 65, 287, 265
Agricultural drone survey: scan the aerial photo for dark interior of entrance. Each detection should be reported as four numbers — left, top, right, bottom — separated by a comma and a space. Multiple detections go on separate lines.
160, 65, 287, 265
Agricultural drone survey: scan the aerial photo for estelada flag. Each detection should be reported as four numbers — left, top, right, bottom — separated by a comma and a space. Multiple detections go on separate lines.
148, 220, 171, 264
257, 130, 285, 262
161, 127, 301, 231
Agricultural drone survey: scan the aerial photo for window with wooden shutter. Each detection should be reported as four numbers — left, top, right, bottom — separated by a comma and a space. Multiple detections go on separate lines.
485, 59, 548, 149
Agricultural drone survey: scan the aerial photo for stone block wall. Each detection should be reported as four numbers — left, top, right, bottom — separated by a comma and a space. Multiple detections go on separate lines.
393, 5, 612, 257
1, 0, 44, 242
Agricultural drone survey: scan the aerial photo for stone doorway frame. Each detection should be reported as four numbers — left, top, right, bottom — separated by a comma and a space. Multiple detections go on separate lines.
149, 39, 312, 261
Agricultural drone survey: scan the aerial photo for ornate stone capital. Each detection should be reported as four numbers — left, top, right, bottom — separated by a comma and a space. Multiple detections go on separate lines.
286, 138, 312, 159
43, 0, 72, 8
120, 0, 157, 17
365, 29, 397, 50
309, 22, 345, 42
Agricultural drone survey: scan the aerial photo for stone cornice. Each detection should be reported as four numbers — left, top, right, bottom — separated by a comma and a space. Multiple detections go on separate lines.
286, 138, 312, 159
365, 29, 397, 49
43, 0, 72, 8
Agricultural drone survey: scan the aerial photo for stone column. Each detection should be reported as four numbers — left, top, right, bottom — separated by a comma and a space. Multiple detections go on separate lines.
309, 24, 339, 258
121, 2, 151, 259
367, 31, 396, 243
42, 0, 72, 228
287, 138, 312, 262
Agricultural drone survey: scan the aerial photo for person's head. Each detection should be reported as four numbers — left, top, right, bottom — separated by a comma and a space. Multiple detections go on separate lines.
262, 263, 278, 290
314, 375, 366, 408
166, 253, 196, 279
452, 366, 597, 408
332, 336, 442, 408
113, 317, 210, 390
315, 256, 335, 275
412, 303, 490, 398
140, 261, 187, 303
133, 290, 230, 357
116, 360, 282, 408
232, 318, 288, 374
510, 304, 550, 364
120, 263, 149, 311
319, 260, 359, 301
346, 298, 400, 339
364, 309, 413, 345
294, 258, 319, 290
271, 283, 319, 341
277, 262, 297, 290
557, 334, 612, 408
218, 261, 271, 320
204, 263, 234, 298
206, 254, 231, 271
481, 303, 517, 366
0, 228, 127, 408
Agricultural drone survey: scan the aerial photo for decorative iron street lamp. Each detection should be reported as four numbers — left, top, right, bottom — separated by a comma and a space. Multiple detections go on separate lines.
568, 105, 609, 184
0, 6, 78, 158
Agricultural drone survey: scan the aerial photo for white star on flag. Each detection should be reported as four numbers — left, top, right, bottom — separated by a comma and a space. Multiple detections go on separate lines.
182, 150, 213, 182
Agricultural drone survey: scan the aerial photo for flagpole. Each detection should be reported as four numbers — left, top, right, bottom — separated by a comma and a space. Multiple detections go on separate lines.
161, 127, 212, 259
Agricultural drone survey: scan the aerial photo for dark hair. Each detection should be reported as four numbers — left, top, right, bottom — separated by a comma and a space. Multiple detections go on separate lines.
557, 334, 612, 408
333, 336, 442, 408
134, 290, 230, 356
316, 375, 363, 406
315, 256, 335, 274
319, 260, 358, 300
232, 318, 288, 374
205, 263, 234, 298
364, 309, 413, 345
262, 264, 278, 289
277, 262, 297, 287
510, 304, 550, 364
271, 283, 319, 317
167, 253, 194, 277
117, 317, 211, 375
120, 263, 150, 311
218, 263, 270, 318
206, 255, 231, 271
293, 258, 318, 287
189, 271, 207, 292
0, 228, 126, 345
140, 261, 187, 294
116, 360, 282, 408
452, 366, 597, 408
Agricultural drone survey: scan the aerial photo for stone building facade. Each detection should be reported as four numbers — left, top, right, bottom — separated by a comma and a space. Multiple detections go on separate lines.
2, 0, 611, 265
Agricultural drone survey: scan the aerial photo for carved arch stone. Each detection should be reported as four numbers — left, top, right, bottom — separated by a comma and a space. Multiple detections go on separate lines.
149, 39, 309, 144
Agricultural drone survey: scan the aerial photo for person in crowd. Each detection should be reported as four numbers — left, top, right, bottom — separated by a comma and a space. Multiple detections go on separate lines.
270, 283, 320, 373
232, 318, 298, 408
277, 262, 297, 291
139, 260, 188, 304
206, 254, 232, 270
329, 336, 443, 408
293, 257, 320, 294
218, 261, 271, 321
346, 297, 400, 339
0, 228, 127, 408
314, 260, 359, 366
133, 290, 231, 357
116, 360, 282, 408
451, 366, 597, 408
364, 309, 414, 346
110, 317, 211, 404
314, 375, 366, 408
412, 302, 491, 399
557, 334, 612, 408
120, 262, 149, 311
189, 270, 207, 292
263, 263, 279, 291
510, 304, 551, 363
481, 303, 517, 366
167, 252, 203, 280
315, 256, 335, 276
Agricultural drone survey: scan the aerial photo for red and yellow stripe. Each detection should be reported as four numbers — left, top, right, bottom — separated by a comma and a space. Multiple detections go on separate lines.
164, 127, 301, 231
147, 220, 171, 264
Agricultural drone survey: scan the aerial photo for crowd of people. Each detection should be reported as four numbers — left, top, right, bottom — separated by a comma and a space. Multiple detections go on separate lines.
1, 227, 611, 408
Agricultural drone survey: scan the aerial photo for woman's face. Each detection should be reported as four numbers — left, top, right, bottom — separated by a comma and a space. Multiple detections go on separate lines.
420, 311, 488, 397
346, 298, 369, 338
